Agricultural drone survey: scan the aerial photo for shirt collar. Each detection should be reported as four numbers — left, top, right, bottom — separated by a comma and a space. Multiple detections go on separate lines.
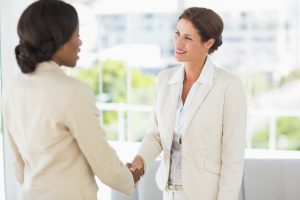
167, 55, 214, 86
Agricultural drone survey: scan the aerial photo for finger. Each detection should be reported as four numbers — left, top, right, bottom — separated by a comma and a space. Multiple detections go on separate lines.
131, 163, 141, 170
126, 162, 131, 168
130, 165, 138, 171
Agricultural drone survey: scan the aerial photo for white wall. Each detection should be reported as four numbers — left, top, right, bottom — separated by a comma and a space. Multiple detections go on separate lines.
0, 0, 32, 199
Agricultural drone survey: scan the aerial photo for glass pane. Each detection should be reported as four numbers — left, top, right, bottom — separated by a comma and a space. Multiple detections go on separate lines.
251, 125, 269, 149
102, 111, 119, 140
64, 1, 171, 142
66, 0, 300, 150
277, 117, 300, 150
129, 111, 152, 142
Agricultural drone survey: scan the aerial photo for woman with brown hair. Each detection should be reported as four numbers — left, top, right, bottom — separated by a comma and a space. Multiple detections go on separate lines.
130, 7, 247, 200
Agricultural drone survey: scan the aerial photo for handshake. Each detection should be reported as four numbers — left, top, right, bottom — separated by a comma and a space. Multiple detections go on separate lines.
126, 155, 145, 185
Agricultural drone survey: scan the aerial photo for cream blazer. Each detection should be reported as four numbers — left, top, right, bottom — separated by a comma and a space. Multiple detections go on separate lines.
138, 63, 247, 200
2, 61, 134, 200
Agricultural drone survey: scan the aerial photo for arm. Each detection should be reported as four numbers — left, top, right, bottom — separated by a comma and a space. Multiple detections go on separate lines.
136, 108, 163, 171
218, 77, 247, 200
66, 83, 134, 195
132, 76, 163, 173
6, 130, 25, 185
2, 87, 25, 185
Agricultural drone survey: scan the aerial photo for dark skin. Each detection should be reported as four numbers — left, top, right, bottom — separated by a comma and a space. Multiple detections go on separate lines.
126, 163, 144, 183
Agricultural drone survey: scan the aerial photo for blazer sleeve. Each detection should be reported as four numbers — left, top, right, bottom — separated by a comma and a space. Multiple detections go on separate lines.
2, 86, 25, 185
218, 77, 247, 200
138, 75, 163, 171
65, 83, 134, 195
138, 107, 163, 171
6, 130, 25, 185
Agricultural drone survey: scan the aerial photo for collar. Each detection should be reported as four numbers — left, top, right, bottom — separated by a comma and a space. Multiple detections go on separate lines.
167, 55, 214, 86
35, 60, 63, 73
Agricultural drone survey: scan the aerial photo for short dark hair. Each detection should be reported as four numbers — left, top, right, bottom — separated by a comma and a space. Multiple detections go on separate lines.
15, 0, 78, 73
179, 7, 223, 54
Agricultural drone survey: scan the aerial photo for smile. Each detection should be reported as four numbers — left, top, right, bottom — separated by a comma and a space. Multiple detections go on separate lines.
175, 49, 187, 55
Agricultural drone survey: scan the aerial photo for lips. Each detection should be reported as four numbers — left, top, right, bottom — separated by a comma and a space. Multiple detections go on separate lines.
77, 48, 81, 59
175, 49, 187, 55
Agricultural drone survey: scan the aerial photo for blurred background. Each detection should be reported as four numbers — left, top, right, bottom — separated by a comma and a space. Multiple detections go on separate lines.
1, 0, 300, 199
64, 0, 300, 150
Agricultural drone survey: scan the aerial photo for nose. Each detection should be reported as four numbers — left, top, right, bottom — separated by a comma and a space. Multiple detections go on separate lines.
174, 37, 184, 49
79, 38, 82, 46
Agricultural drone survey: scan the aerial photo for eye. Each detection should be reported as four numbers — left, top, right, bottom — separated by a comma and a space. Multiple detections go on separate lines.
184, 36, 192, 41
174, 31, 180, 36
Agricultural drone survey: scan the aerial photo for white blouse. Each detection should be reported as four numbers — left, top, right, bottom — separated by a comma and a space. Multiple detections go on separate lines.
169, 57, 214, 184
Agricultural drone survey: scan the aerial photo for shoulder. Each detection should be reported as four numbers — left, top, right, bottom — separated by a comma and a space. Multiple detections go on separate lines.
156, 65, 181, 83
65, 75, 91, 92
2, 72, 24, 98
34, 66, 96, 105
62, 76, 95, 101
215, 67, 244, 87
214, 67, 246, 101
215, 67, 240, 81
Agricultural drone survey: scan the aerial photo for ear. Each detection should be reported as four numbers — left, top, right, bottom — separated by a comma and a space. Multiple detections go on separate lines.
205, 38, 215, 49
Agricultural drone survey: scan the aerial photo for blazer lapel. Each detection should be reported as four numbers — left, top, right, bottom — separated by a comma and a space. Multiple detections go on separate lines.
181, 82, 214, 137
164, 83, 181, 149
162, 66, 183, 150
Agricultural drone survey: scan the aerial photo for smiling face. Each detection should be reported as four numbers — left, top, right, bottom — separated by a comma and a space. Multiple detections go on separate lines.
52, 25, 82, 67
174, 18, 214, 63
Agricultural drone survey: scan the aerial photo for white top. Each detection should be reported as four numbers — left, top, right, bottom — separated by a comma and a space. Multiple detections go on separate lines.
169, 57, 214, 184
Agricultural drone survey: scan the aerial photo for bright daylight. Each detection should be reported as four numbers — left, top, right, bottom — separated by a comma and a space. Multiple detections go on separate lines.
1, 0, 300, 200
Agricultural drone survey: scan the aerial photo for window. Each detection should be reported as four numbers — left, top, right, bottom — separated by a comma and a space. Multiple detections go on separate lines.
2, 0, 300, 199
70, 0, 300, 150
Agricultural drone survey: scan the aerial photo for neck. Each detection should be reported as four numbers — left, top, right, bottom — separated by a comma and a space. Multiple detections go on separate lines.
184, 56, 207, 83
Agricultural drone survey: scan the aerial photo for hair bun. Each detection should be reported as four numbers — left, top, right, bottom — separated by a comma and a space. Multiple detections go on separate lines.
15, 43, 46, 73
215, 37, 222, 46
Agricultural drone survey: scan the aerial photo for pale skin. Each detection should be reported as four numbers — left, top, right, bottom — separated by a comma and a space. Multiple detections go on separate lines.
130, 18, 216, 178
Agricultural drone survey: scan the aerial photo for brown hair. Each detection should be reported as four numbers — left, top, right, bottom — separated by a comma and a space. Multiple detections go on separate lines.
179, 7, 223, 54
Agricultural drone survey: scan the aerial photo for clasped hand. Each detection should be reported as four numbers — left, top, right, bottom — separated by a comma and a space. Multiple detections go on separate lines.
126, 155, 145, 186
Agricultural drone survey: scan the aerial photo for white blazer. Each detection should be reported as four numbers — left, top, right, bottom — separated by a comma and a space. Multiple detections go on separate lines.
2, 61, 134, 200
138, 60, 247, 200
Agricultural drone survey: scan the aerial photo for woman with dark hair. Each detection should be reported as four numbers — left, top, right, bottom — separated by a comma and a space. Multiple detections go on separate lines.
2, 0, 140, 199
129, 7, 247, 200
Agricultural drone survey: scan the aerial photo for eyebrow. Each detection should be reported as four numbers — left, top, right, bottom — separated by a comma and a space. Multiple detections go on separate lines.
183, 34, 192, 37
176, 29, 193, 37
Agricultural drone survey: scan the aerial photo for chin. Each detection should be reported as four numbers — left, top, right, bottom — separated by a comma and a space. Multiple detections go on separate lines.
69, 60, 78, 67
175, 57, 185, 62
65, 63, 77, 67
